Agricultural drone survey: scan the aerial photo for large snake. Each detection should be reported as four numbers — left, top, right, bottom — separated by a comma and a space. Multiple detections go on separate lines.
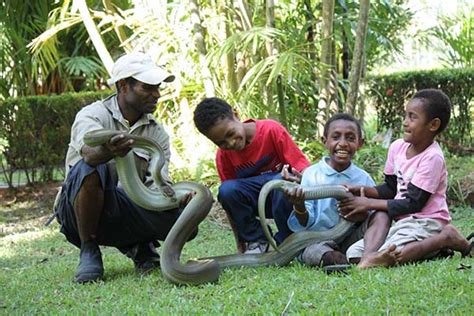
84, 130, 354, 286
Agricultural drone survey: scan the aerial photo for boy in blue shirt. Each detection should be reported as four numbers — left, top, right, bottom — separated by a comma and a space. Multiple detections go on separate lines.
283, 113, 390, 267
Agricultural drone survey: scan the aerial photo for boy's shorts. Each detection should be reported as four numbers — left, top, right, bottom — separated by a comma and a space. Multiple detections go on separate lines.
55, 160, 184, 248
297, 212, 373, 265
346, 216, 445, 260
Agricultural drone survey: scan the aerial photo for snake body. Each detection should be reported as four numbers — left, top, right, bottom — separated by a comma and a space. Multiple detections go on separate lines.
258, 180, 352, 252
84, 130, 354, 286
83, 129, 182, 210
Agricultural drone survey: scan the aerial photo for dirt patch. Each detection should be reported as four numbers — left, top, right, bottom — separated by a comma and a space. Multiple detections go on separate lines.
0, 181, 61, 236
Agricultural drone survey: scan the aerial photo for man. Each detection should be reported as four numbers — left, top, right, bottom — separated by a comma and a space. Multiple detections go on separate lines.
54, 52, 193, 283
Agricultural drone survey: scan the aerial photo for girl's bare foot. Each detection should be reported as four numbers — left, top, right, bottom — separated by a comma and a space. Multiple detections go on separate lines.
358, 244, 399, 269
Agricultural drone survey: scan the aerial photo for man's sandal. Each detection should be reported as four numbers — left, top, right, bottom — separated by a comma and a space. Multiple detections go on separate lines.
322, 264, 351, 275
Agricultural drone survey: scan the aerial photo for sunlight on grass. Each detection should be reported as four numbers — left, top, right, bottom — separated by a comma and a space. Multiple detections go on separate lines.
0, 229, 55, 258
1, 215, 473, 314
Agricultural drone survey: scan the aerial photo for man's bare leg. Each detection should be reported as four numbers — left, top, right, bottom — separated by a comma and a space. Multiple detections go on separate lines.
358, 244, 399, 269
73, 171, 105, 283
74, 171, 104, 243
395, 224, 472, 264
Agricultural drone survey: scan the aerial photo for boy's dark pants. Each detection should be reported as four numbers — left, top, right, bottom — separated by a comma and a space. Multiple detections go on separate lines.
218, 172, 292, 245
55, 160, 193, 251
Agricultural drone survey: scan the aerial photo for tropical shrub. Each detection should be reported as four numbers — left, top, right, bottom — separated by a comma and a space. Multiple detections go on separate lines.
367, 68, 474, 151
0, 91, 111, 186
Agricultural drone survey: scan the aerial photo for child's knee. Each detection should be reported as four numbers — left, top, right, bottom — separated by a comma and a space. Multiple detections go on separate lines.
370, 211, 391, 226
217, 180, 239, 201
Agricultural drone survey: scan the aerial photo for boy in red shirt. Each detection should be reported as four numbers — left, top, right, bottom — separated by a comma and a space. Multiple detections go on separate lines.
194, 97, 310, 254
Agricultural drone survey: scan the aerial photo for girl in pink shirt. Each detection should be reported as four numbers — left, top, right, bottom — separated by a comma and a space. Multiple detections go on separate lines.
339, 89, 472, 268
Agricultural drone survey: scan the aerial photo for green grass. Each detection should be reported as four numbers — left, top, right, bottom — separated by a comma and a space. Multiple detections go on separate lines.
1, 191, 473, 314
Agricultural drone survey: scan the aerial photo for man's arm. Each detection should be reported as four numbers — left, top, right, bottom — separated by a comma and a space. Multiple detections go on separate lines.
81, 133, 134, 166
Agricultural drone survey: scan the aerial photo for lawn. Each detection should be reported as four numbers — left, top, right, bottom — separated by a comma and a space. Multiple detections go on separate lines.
1, 183, 473, 314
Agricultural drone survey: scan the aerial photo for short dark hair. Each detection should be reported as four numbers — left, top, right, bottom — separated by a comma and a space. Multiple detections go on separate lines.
193, 97, 234, 134
115, 77, 137, 93
323, 113, 363, 139
412, 89, 451, 134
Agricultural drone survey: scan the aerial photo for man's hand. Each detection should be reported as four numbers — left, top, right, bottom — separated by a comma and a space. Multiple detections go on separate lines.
105, 133, 135, 157
338, 187, 370, 222
281, 164, 302, 183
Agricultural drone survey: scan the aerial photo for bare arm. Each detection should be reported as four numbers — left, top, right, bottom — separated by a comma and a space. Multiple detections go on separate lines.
283, 186, 308, 226
82, 133, 134, 166
338, 187, 389, 220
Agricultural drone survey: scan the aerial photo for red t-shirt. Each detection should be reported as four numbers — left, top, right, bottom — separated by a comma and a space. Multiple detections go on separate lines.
216, 119, 310, 181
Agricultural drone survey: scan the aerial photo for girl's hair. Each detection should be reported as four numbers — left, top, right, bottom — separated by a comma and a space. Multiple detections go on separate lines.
412, 89, 451, 134
193, 97, 234, 134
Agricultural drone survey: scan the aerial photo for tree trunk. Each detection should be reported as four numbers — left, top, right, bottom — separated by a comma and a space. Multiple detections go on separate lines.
318, 0, 336, 126
304, 0, 317, 64
265, 0, 277, 118
221, 0, 238, 94
74, 0, 114, 74
189, 0, 215, 97
345, 0, 370, 114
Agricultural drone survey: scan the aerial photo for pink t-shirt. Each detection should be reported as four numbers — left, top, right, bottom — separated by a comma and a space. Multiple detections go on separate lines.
384, 139, 450, 224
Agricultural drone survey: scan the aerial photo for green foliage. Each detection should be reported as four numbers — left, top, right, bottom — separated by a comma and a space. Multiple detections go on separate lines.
0, 91, 111, 185
206, 0, 414, 141
333, 0, 413, 70
428, 6, 473, 68
367, 68, 474, 149
352, 142, 387, 184
445, 154, 474, 206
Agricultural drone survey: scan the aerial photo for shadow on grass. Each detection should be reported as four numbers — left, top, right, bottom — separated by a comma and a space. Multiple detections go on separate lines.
1, 187, 473, 314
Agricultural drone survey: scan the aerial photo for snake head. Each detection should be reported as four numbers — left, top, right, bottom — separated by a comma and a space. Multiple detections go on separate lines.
160, 184, 176, 199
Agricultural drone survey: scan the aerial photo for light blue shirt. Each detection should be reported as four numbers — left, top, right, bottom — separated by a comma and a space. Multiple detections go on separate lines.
287, 157, 376, 232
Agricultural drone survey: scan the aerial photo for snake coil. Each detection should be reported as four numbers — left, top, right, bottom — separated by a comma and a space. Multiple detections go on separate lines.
84, 129, 354, 286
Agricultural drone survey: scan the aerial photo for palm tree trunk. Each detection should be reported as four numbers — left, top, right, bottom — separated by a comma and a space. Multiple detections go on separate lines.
74, 0, 114, 74
345, 0, 370, 114
189, 0, 215, 97
318, 0, 336, 122
265, 0, 277, 117
221, 1, 238, 94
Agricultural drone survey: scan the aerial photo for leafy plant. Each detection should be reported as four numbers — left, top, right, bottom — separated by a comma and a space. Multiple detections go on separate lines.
429, 6, 473, 68
367, 68, 474, 150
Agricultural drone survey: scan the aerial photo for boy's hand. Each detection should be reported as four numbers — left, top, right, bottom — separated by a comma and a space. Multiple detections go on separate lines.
281, 164, 302, 183
343, 184, 363, 196
338, 187, 370, 222
283, 186, 305, 210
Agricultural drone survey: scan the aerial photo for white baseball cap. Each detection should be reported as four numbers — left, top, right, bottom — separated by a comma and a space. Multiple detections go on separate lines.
107, 52, 175, 86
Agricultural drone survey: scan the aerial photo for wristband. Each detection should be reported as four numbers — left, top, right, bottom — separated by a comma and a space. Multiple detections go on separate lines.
294, 207, 307, 215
